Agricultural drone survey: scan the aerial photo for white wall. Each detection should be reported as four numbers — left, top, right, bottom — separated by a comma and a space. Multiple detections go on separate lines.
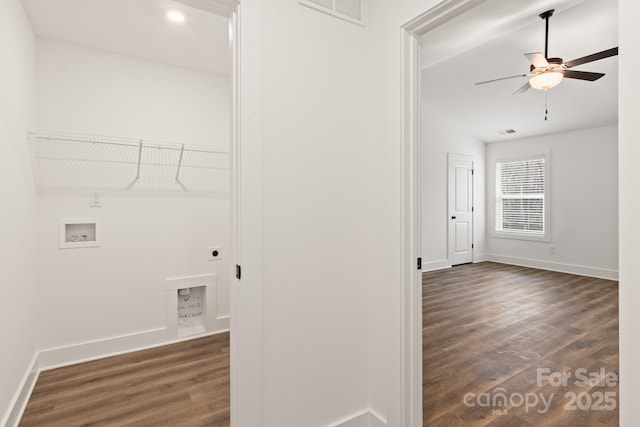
237, 2, 372, 426
422, 95, 616, 279
421, 102, 486, 270
35, 40, 231, 360
486, 125, 618, 279
213, 0, 637, 424
363, 2, 449, 424
5, 0, 640, 426
0, 0, 39, 424
36, 194, 230, 349
37, 39, 229, 144
619, 0, 640, 422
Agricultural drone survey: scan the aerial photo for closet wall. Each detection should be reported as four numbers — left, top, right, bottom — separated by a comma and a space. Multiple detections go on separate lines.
486, 124, 618, 279
0, 0, 38, 422
421, 102, 487, 270
35, 39, 231, 360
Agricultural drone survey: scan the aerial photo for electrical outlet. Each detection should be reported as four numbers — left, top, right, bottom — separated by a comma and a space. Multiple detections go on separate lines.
549, 246, 556, 255
208, 246, 223, 261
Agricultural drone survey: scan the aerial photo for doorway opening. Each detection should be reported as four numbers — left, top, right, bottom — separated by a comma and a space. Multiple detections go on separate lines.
16, 0, 241, 425
402, 0, 619, 425
447, 153, 474, 266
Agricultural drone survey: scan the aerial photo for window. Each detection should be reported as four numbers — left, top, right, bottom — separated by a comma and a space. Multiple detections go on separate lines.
495, 155, 549, 241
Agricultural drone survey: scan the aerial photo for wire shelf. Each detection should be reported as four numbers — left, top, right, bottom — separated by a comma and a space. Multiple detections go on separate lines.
28, 130, 230, 192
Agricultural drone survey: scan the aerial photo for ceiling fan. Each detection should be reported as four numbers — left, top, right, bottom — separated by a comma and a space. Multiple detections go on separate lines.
475, 9, 618, 95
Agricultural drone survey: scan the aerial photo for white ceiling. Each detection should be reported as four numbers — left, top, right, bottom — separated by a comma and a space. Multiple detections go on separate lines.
421, 0, 618, 142
20, 0, 230, 76
20, 0, 615, 140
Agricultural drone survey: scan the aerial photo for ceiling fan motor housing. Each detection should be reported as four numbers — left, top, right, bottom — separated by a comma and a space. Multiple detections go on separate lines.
530, 57, 563, 72
539, 9, 554, 20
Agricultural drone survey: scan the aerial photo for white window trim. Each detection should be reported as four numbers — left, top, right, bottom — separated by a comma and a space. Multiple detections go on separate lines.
493, 153, 551, 242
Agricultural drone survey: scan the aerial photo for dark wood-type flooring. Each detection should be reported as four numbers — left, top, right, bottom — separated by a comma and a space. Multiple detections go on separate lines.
20, 332, 230, 426
19, 263, 618, 426
423, 262, 619, 426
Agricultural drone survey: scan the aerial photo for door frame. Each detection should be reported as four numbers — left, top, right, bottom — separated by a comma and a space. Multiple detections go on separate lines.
400, 1, 488, 425
177, 0, 248, 424
228, 6, 244, 426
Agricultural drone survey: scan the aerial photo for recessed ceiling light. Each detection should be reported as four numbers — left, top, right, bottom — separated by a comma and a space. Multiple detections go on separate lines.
166, 10, 186, 23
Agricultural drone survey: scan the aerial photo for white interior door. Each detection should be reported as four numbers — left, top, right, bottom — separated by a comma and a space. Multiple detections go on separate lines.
448, 154, 474, 265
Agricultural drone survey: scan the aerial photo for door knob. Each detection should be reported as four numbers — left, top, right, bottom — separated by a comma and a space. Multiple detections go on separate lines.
451, 216, 457, 219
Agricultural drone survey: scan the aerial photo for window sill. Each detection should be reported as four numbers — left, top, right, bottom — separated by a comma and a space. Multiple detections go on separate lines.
492, 231, 550, 242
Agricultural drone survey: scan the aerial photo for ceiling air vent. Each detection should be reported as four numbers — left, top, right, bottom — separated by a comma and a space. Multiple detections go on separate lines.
300, 0, 365, 26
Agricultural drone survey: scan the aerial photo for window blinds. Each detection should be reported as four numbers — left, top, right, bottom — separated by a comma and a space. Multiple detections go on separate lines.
496, 157, 545, 234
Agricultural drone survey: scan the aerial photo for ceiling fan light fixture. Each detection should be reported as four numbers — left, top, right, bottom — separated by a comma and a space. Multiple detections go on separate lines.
529, 71, 563, 90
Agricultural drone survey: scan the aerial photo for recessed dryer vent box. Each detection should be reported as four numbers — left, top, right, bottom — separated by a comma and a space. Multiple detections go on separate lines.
165, 274, 218, 339
59, 218, 101, 249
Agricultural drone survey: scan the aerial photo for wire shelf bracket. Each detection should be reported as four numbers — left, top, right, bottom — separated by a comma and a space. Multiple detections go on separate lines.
28, 129, 230, 192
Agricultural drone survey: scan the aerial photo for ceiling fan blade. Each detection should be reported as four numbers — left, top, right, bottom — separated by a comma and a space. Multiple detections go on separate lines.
512, 81, 531, 95
562, 70, 605, 81
525, 52, 549, 68
475, 74, 528, 85
564, 47, 618, 68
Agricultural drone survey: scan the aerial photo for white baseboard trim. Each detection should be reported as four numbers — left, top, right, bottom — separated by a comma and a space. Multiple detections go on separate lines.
486, 254, 619, 281
210, 316, 230, 335
421, 259, 451, 272
39, 327, 168, 371
473, 253, 489, 263
327, 409, 387, 427
2, 352, 40, 427
421, 254, 489, 273
39, 327, 230, 371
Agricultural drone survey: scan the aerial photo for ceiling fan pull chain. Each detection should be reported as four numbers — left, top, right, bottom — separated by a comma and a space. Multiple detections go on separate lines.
545, 92, 549, 121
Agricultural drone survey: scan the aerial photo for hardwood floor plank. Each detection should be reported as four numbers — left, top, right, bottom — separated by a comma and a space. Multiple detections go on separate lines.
20, 333, 230, 426
423, 262, 619, 426
20, 262, 618, 426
